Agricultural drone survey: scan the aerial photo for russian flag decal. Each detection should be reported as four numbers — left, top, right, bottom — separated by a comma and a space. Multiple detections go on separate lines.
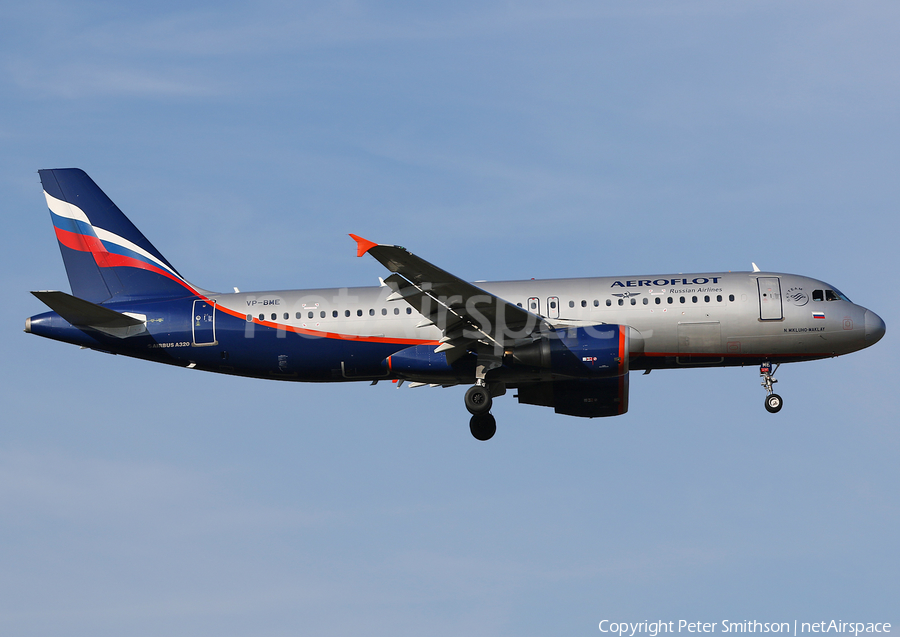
812, 311, 825, 319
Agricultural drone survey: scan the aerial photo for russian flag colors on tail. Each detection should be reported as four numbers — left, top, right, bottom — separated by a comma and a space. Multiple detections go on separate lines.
39, 168, 197, 303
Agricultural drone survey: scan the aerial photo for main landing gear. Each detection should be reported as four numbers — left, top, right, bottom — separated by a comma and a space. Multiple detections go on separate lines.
465, 382, 496, 441
760, 362, 783, 413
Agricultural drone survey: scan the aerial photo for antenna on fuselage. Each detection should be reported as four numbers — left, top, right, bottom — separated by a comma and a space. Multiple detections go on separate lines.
751, 263, 761, 272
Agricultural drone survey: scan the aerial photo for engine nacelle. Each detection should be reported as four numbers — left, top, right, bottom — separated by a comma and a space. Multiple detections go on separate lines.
510, 325, 629, 378
385, 344, 476, 383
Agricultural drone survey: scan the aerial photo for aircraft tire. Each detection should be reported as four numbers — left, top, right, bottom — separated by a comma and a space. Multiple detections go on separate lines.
469, 413, 497, 441
765, 394, 783, 413
465, 385, 492, 415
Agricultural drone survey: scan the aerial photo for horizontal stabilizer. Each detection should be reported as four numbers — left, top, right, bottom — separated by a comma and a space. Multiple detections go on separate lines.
31, 291, 144, 328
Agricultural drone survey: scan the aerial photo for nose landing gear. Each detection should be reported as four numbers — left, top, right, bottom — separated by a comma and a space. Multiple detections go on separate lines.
760, 362, 783, 413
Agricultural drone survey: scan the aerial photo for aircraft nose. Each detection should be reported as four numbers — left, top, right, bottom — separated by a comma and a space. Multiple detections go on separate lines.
865, 310, 886, 344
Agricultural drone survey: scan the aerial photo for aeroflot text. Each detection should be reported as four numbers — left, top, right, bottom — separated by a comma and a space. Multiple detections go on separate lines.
598, 622, 891, 636
611, 277, 721, 288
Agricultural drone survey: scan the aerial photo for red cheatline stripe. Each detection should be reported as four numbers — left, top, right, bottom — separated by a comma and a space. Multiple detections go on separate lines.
55, 226, 105, 253
214, 303, 440, 346
55, 226, 198, 295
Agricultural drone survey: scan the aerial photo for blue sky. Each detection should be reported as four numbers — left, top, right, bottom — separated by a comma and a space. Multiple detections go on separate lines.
2, 2, 898, 635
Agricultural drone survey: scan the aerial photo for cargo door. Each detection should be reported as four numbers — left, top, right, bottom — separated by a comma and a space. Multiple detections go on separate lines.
677, 321, 723, 365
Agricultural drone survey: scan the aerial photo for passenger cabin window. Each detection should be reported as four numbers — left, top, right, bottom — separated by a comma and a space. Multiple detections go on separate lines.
606, 299, 612, 307
345, 310, 351, 317
581, 300, 587, 308
333, 310, 338, 318
569, 301, 575, 308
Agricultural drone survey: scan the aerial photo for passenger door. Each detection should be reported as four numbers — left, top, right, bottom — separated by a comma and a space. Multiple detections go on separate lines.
192, 300, 217, 346
757, 277, 783, 320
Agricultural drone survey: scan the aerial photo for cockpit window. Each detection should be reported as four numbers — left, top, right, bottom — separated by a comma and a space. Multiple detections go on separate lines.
815, 287, 851, 302
827, 287, 851, 302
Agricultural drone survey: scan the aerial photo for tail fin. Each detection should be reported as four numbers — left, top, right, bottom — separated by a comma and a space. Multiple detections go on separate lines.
38, 168, 199, 303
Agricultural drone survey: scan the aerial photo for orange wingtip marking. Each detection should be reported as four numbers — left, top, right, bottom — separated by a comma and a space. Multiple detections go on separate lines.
349, 233, 378, 257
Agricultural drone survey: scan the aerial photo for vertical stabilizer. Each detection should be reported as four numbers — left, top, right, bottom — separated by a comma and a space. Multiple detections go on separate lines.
38, 168, 197, 303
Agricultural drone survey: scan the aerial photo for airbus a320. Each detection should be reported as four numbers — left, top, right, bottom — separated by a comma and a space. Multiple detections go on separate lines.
26, 169, 886, 440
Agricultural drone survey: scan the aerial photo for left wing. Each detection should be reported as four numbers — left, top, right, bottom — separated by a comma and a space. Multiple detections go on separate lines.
350, 234, 547, 353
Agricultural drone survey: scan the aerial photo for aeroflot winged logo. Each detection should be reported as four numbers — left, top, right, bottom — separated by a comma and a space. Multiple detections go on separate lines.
786, 287, 810, 306
611, 277, 722, 288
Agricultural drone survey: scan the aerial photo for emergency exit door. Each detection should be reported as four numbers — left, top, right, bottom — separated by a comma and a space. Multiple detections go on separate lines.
547, 296, 560, 319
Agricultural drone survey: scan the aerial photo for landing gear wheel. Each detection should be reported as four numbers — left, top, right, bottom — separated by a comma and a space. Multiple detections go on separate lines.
465, 385, 492, 415
765, 393, 783, 413
469, 413, 497, 441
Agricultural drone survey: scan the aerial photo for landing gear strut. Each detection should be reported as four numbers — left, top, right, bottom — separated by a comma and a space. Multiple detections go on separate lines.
760, 362, 783, 413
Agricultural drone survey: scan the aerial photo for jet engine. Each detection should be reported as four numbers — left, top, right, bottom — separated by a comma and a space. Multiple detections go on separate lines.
509, 325, 630, 378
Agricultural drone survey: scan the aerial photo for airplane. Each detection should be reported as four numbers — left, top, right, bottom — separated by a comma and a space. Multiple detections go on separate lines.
26, 168, 886, 440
